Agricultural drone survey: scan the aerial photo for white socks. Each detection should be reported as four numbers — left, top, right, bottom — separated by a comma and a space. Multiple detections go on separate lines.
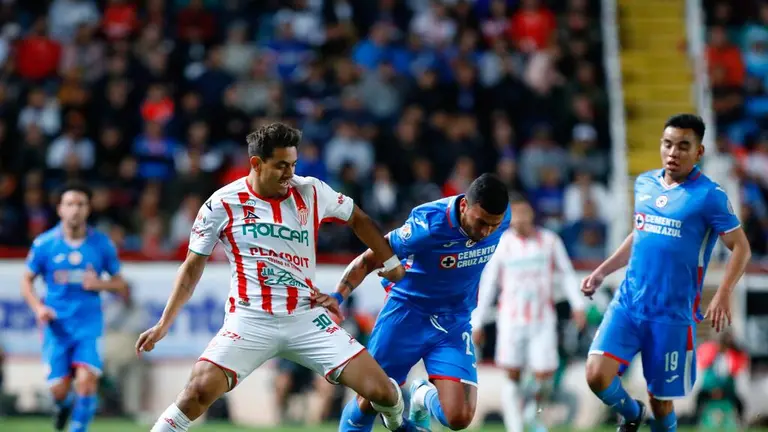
150, 404, 191, 432
370, 378, 405, 430
411, 382, 432, 412
502, 378, 524, 432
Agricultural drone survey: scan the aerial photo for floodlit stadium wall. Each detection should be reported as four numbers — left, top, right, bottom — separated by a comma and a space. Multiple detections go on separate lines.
1, 261, 767, 428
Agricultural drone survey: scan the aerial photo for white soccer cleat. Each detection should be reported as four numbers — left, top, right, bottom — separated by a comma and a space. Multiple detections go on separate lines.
408, 379, 432, 429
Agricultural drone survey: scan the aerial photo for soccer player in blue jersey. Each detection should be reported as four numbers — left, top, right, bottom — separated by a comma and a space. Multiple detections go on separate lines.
21, 183, 126, 432
313, 174, 511, 432
581, 114, 752, 432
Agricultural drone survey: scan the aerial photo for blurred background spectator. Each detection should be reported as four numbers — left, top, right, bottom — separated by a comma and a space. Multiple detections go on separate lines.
705, 0, 768, 263
0, 0, 614, 259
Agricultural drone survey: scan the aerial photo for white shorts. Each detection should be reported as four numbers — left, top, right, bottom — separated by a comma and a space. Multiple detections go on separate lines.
495, 321, 559, 373
199, 308, 365, 389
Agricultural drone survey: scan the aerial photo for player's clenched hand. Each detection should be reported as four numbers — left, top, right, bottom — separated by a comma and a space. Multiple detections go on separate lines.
704, 290, 732, 333
378, 263, 406, 282
580, 270, 604, 298
82, 267, 101, 291
135, 324, 169, 356
35, 305, 56, 324
310, 288, 344, 320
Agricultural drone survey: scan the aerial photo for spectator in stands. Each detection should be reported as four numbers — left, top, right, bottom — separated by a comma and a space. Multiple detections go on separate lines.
48, 0, 100, 43
15, 18, 61, 82
564, 171, 610, 223
707, 25, 746, 87
18, 87, 61, 137
695, 331, 750, 427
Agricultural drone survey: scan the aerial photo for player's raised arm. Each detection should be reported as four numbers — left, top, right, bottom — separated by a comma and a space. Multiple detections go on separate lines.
136, 197, 226, 355
703, 187, 752, 332
581, 232, 634, 297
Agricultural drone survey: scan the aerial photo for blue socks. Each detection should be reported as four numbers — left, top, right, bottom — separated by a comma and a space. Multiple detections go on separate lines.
424, 388, 451, 428
650, 412, 677, 431
69, 394, 97, 432
339, 398, 376, 432
595, 376, 641, 421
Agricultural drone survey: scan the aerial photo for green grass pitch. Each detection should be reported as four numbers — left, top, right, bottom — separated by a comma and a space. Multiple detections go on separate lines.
2, 419, 766, 431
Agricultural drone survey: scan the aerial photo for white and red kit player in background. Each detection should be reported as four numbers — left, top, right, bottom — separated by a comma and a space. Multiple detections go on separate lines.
136, 123, 417, 432
471, 194, 587, 432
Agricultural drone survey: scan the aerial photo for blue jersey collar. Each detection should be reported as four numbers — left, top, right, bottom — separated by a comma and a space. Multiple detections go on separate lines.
446, 195, 469, 237
658, 165, 702, 189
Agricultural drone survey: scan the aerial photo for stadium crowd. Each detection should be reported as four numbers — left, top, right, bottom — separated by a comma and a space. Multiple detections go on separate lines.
706, 0, 768, 261
0, 0, 612, 260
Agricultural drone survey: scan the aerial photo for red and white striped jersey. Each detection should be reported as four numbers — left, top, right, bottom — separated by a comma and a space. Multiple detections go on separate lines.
189, 176, 354, 317
471, 228, 584, 328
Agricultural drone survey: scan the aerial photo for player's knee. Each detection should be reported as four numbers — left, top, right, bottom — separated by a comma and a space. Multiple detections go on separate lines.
73, 369, 98, 395
366, 378, 398, 406
444, 406, 475, 430
585, 356, 613, 392
649, 397, 674, 417
179, 365, 229, 411
50, 380, 71, 401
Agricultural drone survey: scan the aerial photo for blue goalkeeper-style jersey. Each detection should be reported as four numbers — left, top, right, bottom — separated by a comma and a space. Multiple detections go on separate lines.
26, 224, 121, 340
618, 166, 741, 325
383, 195, 511, 315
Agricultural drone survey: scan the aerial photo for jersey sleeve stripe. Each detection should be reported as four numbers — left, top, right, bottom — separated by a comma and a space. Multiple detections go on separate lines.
222, 201, 250, 307
719, 224, 741, 235
188, 248, 210, 257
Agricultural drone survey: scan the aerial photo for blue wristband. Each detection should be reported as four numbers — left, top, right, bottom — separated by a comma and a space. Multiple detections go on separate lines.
331, 292, 344, 305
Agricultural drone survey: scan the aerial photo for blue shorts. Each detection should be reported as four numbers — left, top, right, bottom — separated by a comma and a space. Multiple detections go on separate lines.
589, 303, 696, 400
367, 298, 477, 387
42, 330, 103, 384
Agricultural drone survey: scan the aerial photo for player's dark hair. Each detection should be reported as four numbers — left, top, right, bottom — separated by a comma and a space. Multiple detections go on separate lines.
665, 114, 706, 143
466, 173, 509, 215
246, 122, 302, 160
57, 181, 92, 204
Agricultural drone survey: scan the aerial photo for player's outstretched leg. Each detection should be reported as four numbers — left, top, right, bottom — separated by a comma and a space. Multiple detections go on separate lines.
49, 377, 74, 431
409, 379, 476, 430
585, 355, 646, 431
648, 397, 677, 432
336, 350, 405, 431
69, 366, 99, 432
150, 360, 231, 432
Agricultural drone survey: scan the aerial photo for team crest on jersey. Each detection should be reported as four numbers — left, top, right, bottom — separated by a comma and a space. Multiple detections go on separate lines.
399, 223, 412, 240
440, 254, 458, 269
245, 199, 257, 207
655, 195, 668, 208
68, 251, 83, 265
297, 207, 309, 226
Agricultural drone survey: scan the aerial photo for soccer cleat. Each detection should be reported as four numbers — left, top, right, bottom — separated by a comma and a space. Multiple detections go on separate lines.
408, 379, 432, 429
617, 400, 646, 432
53, 403, 72, 431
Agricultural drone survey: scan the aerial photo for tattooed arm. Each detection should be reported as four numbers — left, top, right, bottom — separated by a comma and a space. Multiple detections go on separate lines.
336, 248, 381, 300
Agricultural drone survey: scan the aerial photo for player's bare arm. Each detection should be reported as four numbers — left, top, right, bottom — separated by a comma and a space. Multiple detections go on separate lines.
136, 251, 208, 355
581, 232, 634, 297
20, 270, 56, 323
82, 269, 127, 294
704, 227, 751, 332
348, 206, 405, 281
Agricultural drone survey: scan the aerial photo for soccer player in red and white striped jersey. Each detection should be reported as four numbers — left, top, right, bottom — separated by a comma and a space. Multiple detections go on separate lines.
136, 123, 416, 432
471, 193, 586, 432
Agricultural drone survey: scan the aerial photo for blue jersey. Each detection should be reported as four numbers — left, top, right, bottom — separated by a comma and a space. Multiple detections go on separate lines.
26, 225, 121, 340
618, 167, 740, 324
383, 195, 512, 315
